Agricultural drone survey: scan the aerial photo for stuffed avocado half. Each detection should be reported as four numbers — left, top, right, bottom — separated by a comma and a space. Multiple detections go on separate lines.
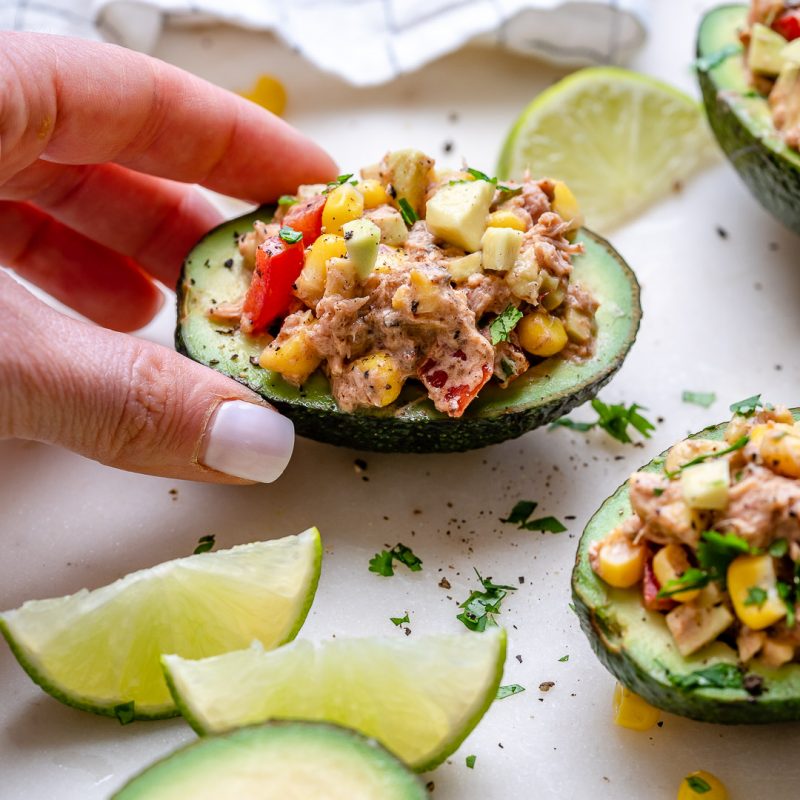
176, 149, 640, 453
697, 4, 800, 235
573, 402, 800, 724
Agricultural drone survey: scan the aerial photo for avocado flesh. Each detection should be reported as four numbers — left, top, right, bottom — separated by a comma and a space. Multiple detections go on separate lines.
572, 409, 800, 724
697, 5, 800, 235
176, 207, 640, 453
113, 721, 426, 799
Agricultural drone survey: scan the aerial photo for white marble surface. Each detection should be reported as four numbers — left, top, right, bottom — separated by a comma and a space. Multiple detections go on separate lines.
3, 2, 800, 798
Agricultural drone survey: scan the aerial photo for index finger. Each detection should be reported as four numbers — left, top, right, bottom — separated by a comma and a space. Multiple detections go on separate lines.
0, 32, 337, 201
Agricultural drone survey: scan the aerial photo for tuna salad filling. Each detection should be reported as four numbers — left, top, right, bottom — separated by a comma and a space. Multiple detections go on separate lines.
742, 1, 800, 149
590, 399, 800, 667
212, 148, 598, 417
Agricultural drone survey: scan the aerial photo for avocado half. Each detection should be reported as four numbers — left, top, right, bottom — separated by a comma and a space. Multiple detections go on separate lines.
176, 207, 640, 453
697, 5, 800, 235
572, 409, 800, 724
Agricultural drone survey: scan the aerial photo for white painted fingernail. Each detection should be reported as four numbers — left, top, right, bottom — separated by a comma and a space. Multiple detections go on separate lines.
201, 401, 294, 483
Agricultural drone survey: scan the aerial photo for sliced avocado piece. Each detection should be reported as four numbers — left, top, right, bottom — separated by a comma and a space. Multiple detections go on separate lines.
446, 251, 483, 281
176, 207, 640, 453
572, 408, 800, 723
696, 5, 800, 235
425, 180, 495, 252
342, 218, 380, 279
749, 22, 788, 76
113, 721, 427, 799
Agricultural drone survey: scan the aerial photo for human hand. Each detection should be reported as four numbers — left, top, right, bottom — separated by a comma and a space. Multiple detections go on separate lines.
0, 32, 337, 483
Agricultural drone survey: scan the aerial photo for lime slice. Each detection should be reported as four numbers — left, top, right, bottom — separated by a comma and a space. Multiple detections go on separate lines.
113, 721, 427, 800
163, 627, 506, 772
0, 528, 322, 720
497, 67, 714, 231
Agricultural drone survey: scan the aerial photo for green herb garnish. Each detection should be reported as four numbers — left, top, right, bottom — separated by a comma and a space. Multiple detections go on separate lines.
277, 194, 298, 207
685, 775, 712, 794
496, 684, 526, 699
490, 305, 523, 345
193, 534, 215, 555
113, 701, 136, 725
769, 538, 789, 558
323, 173, 354, 193
657, 567, 711, 599
457, 569, 516, 632
664, 436, 749, 478
744, 586, 768, 607
551, 399, 655, 444
526, 516, 567, 533
667, 662, 744, 691
777, 581, 796, 628
682, 391, 716, 408
397, 197, 418, 226
278, 226, 303, 244
368, 550, 394, 577
500, 500, 538, 525
499, 501, 566, 533
369, 543, 423, 577
465, 755, 477, 769
390, 612, 410, 626
730, 394, 763, 416
558, 654, 569, 662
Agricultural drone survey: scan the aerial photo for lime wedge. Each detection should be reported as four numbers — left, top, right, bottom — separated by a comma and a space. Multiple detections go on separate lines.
0, 528, 322, 720
163, 628, 506, 772
498, 67, 714, 231
113, 721, 427, 800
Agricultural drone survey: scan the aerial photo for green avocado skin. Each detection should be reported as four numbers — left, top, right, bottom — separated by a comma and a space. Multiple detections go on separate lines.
175, 208, 640, 454
572, 411, 800, 724
697, 5, 800, 236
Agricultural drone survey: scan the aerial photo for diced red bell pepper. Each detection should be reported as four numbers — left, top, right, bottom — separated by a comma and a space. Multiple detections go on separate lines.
241, 236, 305, 334
642, 557, 676, 612
282, 194, 326, 246
773, 10, 800, 41
418, 347, 493, 418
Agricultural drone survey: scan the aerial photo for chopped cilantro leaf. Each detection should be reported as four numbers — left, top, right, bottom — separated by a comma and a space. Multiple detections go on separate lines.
769, 538, 789, 558
685, 775, 712, 794
665, 436, 749, 478
500, 500, 565, 533
730, 394, 763, 416
496, 684, 526, 699
558, 654, 569, 662
369, 543, 422, 577
777, 581, 796, 628
550, 399, 655, 444
744, 586, 767, 607
697, 530, 751, 576
193, 534, 215, 555
390, 612, 410, 626
653, 487, 665, 497
522, 516, 567, 533
323, 173, 354, 193
500, 500, 538, 524
657, 567, 711, 599
466, 167, 492, 182
457, 569, 516, 632
114, 701, 136, 725
682, 391, 716, 408
277, 195, 298, 207
369, 550, 394, 577
490, 305, 523, 345
398, 198, 418, 226
278, 226, 303, 244
391, 543, 422, 571
550, 418, 595, 432
465, 755, 477, 769
667, 662, 744, 691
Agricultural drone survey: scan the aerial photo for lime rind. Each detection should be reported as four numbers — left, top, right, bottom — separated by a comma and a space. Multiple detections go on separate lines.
0, 528, 322, 720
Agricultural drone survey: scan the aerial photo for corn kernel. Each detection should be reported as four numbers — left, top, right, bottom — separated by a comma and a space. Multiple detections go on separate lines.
239, 73, 287, 116
592, 531, 647, 588
357, 179, 391, 209
759, 423, 800, 478
677, 771, 728, 800
295, 234, 348, 307
259, 326, 320, 384
613, 683, 660, 731
517, 312, 568, 358
322, 183, 364, 235
653, 544, 700, 603
350, 351, 404, 407
727, 554, 786, 630
486, 210, 527, 231
551, 181, 583, 228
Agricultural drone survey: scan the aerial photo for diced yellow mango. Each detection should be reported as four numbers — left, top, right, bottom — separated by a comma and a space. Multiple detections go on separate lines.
357, 179, 391, 209
677, 771, 728, 800
517, 312, 568, 358
350, 351, 404, 407
259, 326, 320, 384
652, 544, 700, 603
486, 210, 527, 231
727, 554, 786, 630
551, 181, 583, 228
295, 234, 348, 307
322, 183, 364, 235
613, 683, 660, 731
239, 73, 287, 116
592, 531, 647, 588
759, 423, 800, 478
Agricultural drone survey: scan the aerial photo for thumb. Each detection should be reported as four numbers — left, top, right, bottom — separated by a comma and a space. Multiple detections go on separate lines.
0, 274, 294, 483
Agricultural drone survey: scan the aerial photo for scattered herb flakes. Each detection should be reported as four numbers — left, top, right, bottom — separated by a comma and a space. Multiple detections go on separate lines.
193, 534, 216, 555
524, 516, 567, 533
496, 683, 526, 700
730, 394, 763, 416
398, 197, 418, 226
777, 581, 797, 627
744, 586, 768, 607
685, 775, 712, 794
551, 399, 655, 444
667, 662, 744, 691
113, 701, 136, 725
390, 612, 410, 626
277, 194, 297, 207
438, 577, 452, 590
500, 501, 565, 533
500, 500, 537, 525
664, 436, 749, 478
658, 567, 711, 598
457, 569, 516, 632
465, 755, 477, 769
682, 390, 716, 408
278, 226, 303, 244
490, 305, 523, 345
369, 543, 422, 577
558, 654, 569, 662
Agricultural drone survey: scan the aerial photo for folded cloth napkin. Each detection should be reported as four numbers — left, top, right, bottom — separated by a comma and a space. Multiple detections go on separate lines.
1, 0, 647, 86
